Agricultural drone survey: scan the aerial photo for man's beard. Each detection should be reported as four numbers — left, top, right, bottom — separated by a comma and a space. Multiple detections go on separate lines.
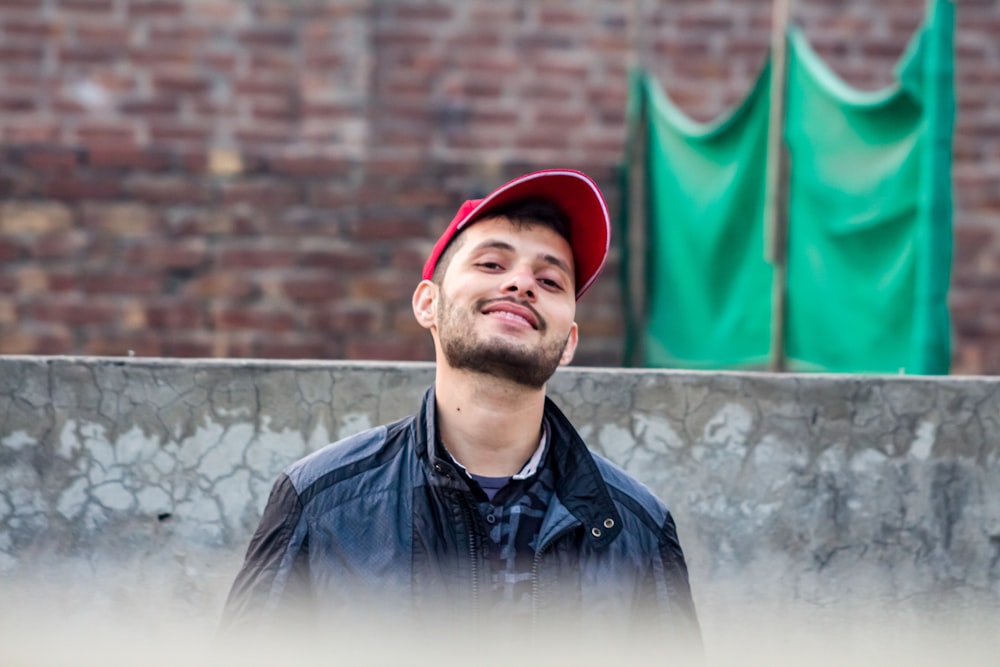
437, 294, 569, 390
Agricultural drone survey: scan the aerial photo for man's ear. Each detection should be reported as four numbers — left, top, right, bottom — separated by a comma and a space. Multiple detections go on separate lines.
559, 322, 579, 366
412, 280, 438, 330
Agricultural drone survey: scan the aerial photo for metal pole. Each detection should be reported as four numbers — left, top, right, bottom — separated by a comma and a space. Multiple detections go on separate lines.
765, 0, 793, 372
626, 0, 648, 367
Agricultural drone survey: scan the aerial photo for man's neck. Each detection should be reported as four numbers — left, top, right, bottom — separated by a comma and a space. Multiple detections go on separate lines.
433, 366, 547, 477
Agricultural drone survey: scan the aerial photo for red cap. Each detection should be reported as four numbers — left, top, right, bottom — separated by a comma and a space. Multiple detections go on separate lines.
421, 169, 611, 300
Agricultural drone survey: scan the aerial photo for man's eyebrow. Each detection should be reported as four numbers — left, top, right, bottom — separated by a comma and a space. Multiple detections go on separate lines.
539, 252, 572, 278
469, 240, 573, 277
470, 240, 516, 254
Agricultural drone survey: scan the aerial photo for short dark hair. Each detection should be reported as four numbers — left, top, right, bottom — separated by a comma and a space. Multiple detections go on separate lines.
430, 198, 571, 284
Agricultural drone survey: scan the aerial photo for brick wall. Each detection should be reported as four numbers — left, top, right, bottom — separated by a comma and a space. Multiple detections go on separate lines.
1, 0, 997, 372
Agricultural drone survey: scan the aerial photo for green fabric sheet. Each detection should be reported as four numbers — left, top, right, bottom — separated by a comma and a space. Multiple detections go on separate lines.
624, 0, 954, 373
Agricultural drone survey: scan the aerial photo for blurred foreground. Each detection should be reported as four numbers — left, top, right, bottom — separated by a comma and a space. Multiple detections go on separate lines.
2, 585, 997, 667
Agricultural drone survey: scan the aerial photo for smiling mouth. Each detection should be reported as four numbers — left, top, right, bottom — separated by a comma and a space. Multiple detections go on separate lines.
486, 310, 536, 329
479, 298, 542, 330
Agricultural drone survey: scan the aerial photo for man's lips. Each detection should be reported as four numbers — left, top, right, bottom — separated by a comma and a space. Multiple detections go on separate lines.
480, 299, 542, 330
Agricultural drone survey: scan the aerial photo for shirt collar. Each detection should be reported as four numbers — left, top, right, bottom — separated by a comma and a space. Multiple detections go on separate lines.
443, 422, 549, 481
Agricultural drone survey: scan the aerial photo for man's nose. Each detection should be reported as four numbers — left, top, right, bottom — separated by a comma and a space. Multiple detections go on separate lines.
501, 265, 536, 300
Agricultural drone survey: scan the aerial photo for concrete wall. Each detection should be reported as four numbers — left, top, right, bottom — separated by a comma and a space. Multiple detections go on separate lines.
2, 355, 998, 645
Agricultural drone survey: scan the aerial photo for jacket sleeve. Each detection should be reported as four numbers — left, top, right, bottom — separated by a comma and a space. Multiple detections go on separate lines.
656, 512, 703, 650
219, 472, 311, 633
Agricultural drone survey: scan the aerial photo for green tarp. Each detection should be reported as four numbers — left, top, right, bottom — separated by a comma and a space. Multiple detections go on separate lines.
624, 0, 954, 373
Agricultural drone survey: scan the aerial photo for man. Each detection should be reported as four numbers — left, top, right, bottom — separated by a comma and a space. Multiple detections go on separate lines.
222, 169, 700, 649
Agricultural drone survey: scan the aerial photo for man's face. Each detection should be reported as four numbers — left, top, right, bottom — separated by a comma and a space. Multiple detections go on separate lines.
417, 216, 579, 389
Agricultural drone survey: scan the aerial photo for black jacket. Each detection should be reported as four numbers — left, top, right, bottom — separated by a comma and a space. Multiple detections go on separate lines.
223, 386, 699, 643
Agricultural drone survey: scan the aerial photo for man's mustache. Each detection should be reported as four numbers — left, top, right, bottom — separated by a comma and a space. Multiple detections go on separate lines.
474, 296, 547, 332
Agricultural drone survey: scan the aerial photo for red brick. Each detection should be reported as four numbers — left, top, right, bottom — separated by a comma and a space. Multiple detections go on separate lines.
235, 124, 297, 146
514, 131, 571, 151
82, 273, 164, 295
344, 335, 431, 361
539, 7, 588, 27
391, 306, 425, 336
57, 44, 123, 65
0, 17, 59, 37
0, 44, 45, 65
43, 176, 122, 201
221, 180, 301, 207
349, 271, 419, 302
0, 95, 35, 112
61, 0, 115, 12
148, 122, 212, 145
152, 70, 213, 95
308, 185, 362, 209
389, 3, 452, 21
0, 329, 74, 355
309, 302, 382, 332
448, 31, 501, 50
353, 216, 430, 242
2, 125, 62, 145
118, 96, 181, 115
222, 333, 265, 358
391, 243, 432, 271
84, 335, 163, 357
43, 270, 80, 293
127, 177, 211, 204
145, 301, 205, 329
455, 55, 519, 77
954, 225, 997, 264
28, 231, 91, 259
536, 108, 589, 129
85, 145, 173, 170
255, 337, 329, 360
300, 246, 377, 272
148, 24, 209, 45
302, 50, 343, 69
301, 101, 361, 121
218, 245, 299, 269
469, 5, 522, 22
373, 29, 433, 49
74, 19, 129, 43
178, 149, 212, 173
0, 238, 25, 261
21, 147, 80, 170
212, 306, 296, 333
267, 154, 351, 177
239, 26, 295, 48
361, 157, 431, 178
280, 275, 347, 303
183, 271, 259, 299
124, 241, 207, 270
234, 77, 295, 97
160, 333, 214, 357
127, 0, 185, 18
75, 124, 140, 145
22, 299, 118, 326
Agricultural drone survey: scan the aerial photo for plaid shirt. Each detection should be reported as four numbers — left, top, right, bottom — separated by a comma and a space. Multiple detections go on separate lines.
443, 431, 556, 628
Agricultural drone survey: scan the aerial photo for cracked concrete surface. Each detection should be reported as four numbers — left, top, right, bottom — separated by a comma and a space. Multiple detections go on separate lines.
1, 356, 998, 629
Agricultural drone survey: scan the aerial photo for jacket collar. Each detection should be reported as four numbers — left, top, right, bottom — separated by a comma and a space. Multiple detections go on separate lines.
413, 384, 623, 550
541, 395, 623, 550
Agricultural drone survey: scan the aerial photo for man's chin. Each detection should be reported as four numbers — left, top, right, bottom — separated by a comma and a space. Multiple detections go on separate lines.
442, 340, 560, 390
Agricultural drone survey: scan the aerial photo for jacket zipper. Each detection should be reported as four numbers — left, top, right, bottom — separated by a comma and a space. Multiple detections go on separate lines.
530, 525, 576, 628
461, 497, 481, 623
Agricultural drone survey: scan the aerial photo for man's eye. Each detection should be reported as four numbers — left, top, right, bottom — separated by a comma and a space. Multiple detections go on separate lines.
539, 277, 564, 290
478, 262, 502, 270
